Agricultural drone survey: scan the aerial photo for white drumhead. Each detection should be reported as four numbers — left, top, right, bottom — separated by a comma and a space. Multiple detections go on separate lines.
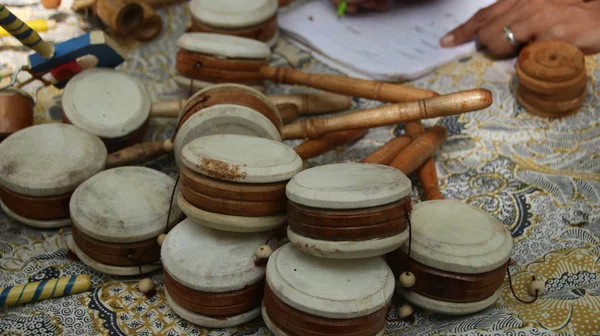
181, 134, 302, 183
406, 200, 513, 274
266, 243, 394, 319
70, 167, 180, 243
177, 193, 285, 233
396, 287, 501, 315
177, 33, 271, 59
0, 124, 106, 197
62, 68, 150, 139
174, 105, 282, 167
190, 0, 278, 29
174, 75, 266, 93
286, 163, 411, 209
165, 289, 261, 328
161, 218, 277, 292
1, 200, 71, 229
68, 237, 161, 276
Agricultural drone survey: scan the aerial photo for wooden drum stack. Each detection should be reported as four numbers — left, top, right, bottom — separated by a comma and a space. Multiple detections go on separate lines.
67, 167, 180, 276
189, 0, 279, 48
386, 200, 513, 315
516, 40, 587, 118
175, 33, 271, 92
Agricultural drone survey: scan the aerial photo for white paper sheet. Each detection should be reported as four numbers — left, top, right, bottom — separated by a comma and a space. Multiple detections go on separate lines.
278, 0, 496, 81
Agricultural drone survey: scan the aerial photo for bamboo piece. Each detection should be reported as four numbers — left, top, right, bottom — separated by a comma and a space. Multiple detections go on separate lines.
293, 129, 368, 160
389, 125, 447, 176
281, 89, 492, 139
260, 66, 438, 103
106, 139, 173, 168
405, 121, 443, 200
360, 136, 412, 165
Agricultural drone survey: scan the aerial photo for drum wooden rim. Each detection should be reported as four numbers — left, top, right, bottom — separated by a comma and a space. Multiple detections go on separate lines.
286, 200, 407, 227
516, 63, 587, 95
176, 49, 268, 71
190, 14, 278, 43
516, 93, 580, 118
177, 32, 271, 59
517, 85, 586, 114
288, 217, 407, 242
175, 64, 265, 86
1, 200, 71, 228
180, 165, 287, 201
396, 287, 501, 315
0, 185, 71, 220
518, 40, 584, 82
173, 75, 265, 93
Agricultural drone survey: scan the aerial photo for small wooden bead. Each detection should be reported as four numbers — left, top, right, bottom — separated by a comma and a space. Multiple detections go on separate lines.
163, 139, 174, 152
157, 234, 167, 246
399, 271, 416, 288
528, 279, 545, 296
138, 278, 155, 293
256, 245, 273, 259
397, 304, 413, 319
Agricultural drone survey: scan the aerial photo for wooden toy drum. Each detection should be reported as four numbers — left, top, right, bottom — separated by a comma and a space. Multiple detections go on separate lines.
174, 83, 282, 166
0, 124, 106, 228
67, 166, 180, 276
387, 200, 513, 315
285, 163, 411, 259
0, 88, 34, 141
161, 218, 277, 328
175, 33, 271, 92
62, 68, 151, 152
178, 134, 302, 232
263, 243, 393, 336
189, 0, 279, 47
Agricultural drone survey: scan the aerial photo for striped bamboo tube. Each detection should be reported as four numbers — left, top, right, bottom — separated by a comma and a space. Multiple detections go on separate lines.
0, 275, 92, 307
0, 5, 54, 59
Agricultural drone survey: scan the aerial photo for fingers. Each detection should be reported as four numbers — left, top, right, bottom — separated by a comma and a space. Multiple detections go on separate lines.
440, 0, 518, 47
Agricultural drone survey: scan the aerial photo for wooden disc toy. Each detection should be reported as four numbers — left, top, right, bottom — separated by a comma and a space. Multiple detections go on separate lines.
62, 68, 151, 152
178, 134, 302, 232
263, 243, 393, 336
161, 218, 277, 328
0, 87, 34, 141
68, 166, 180, 275
285, 163, 411, 259
173, 83, 282, 166
189, 0, 279, 47
175, 33, 271, 91
0, 124, 174, 228
386, 200, 513, 315
516, 40, 587, 118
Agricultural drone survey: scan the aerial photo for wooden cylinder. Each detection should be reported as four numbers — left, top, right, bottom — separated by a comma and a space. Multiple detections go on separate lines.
389, 125, 447, 176
106, 139, 174, 168
405, 121, 444, 200
150, 99, 186, 118
281, 89, 492, 139
360, 135, 412, 165
93, 0, 144, 35
0, 88, 34, 141
133, 2, 163, 41
293, 129, 367, 160
269, 92, 352, 116
260, 66, 438, 103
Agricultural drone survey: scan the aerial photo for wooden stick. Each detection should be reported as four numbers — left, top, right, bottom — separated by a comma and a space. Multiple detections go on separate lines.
150, 99, 186, 118
106, 139, 173, 168
405, 121, 444, 200
260, 66, 438, 103
389, 125, 447, 176
360, 136, 412, 165
281, 89, 492, 139
293, 129, 368, 160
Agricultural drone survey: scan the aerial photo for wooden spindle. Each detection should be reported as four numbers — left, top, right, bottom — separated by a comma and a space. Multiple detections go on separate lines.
389, 125, 447, 176
281, 89, 492, 139
293, 129, 368, 160
405, 121, 444, 200
106, 139, 173, 168
360, 136, 412, 165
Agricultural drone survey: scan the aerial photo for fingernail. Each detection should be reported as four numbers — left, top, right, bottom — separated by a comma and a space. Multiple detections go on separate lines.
440, 34, 454, 47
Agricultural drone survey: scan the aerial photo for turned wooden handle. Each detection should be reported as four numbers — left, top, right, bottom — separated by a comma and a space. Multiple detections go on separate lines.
106, 139, 174, 168
389, 125, 447, 175
293, 129, 368, 160
281, 89, 492, 139
269, 92, 352, 115
150, 99, 186, 118
360, 136, 412, 165
405, 121, 443, 200
260, 66, 437, 103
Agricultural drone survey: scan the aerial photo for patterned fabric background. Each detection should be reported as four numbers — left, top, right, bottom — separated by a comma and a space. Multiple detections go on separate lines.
1, 1, 599, 335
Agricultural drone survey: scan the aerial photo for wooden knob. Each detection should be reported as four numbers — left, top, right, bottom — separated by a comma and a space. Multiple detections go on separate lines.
399, 271, 415, 289
528, 278, 545, 296
157, 233, 167, 246
397, 304, 414, 319
106, 139, 174, 168
260, 66, 438, 103
360, 136, 412, 165
281, 89, 491, 139
256, 245, 273, 259
293, 129, 368, 160
389, 125, 448, 175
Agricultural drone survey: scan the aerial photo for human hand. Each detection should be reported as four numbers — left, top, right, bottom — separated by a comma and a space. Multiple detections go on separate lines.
331, 0, 389, 14
440, 0, 600, 57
